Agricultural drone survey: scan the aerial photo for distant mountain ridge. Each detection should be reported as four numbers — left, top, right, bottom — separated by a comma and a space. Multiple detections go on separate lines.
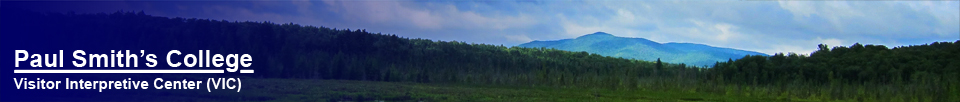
519, 32, 767, 67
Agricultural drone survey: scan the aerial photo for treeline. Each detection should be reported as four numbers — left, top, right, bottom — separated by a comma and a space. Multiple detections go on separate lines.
706, 42, 960, 101
3, 9, 957, 101
712, 42, 960, 85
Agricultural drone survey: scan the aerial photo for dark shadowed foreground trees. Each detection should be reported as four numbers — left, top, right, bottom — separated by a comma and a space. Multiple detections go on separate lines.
709, 42, 959, 101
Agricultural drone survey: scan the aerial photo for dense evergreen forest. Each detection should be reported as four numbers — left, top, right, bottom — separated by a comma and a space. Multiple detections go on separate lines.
3, 9, 958, 101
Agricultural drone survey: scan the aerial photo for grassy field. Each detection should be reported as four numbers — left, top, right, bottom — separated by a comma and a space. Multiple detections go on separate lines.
110, 78, 810, 102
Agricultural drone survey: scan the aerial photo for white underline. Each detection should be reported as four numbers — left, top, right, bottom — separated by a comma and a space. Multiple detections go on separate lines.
13, 69, 228, 73
240, 69, 254, 73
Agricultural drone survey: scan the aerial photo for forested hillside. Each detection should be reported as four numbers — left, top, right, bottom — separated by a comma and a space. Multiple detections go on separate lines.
3, 9, 957, 101
519, 32, 768, 67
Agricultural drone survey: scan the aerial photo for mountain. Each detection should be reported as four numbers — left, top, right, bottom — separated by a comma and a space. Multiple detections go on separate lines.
519, 32, 767, 67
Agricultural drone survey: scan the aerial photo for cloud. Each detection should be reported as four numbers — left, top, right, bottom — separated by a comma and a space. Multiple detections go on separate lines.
778, 1, 959, 37
8, 0, 957, 55
817, 37, 845, 47
505, 34, 533, 42
322, 1, 443, 29
685, 20, 741, 42
320, 1, 537, 30
778, 1, 817, 18
754, 37, 845, 55
713, 23, 737, 42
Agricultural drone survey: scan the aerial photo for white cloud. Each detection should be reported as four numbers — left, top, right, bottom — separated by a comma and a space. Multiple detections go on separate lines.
753, 37, 845, 55
505, 34, 533, 42
778, 1, 866, 33
778, 1, 817, 18
764, 44, 809, 55
713, 23, 737, 42
817, 37, 845, 47
905, 1, 960, 36
614, 9, 637, 24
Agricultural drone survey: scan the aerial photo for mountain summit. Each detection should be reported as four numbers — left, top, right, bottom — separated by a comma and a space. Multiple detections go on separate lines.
519, 32, 767, 67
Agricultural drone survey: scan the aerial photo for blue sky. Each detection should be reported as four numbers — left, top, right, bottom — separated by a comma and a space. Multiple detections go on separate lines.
7, 0, 959, 55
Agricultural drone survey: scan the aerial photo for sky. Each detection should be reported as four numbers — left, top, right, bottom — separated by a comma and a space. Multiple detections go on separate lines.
6, 0, 960, 55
